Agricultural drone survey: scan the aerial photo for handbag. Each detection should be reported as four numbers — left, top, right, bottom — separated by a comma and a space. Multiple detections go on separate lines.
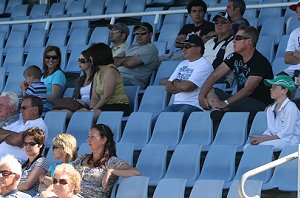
53, 97, 87, 112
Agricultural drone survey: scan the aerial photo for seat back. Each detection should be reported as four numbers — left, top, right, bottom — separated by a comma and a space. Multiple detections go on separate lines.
24, 47, 45, 68
116, 176, 149, 198
30, 4, 47, 18
89, 27, 110, 45
105, 0, 125, 14
246, 111, 267, 144
78, 142, 91, 155
116, 142, 135, 166
153, 178, 186, 198
227, 180, 263, 198
275, 34, 289, 59
272, 57, 289, 76
124, 85, 139, 113
153, 61, 180, 85
189, 179, 224, 198
24, 30, 46, 53
157, 24, 182, 51
48, 2, 66, 17
86, 0, 105, 15
125, 0, 146, 13
256, 35, 275, 62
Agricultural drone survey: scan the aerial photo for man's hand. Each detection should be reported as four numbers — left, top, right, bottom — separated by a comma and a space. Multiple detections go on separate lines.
199, 96, 210, 110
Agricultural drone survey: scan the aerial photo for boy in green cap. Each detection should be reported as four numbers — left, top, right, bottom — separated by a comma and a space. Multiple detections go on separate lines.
249, 75, 300, 150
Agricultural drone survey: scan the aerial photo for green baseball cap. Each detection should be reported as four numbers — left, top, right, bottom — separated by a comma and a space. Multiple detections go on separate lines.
264, 75, 296, 92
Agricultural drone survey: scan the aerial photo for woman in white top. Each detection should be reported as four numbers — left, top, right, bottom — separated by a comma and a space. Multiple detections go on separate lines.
250, 75, 300, 151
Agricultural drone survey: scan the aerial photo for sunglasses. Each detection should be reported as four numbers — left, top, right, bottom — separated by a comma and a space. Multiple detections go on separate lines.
183, 44, 196, 49
0, 170, 15, 177
53, 178, 68, 185
78, 58, 90, 64
20, 106, 32, 110
234, 35, 250, 41
134, 32, 148, 36
23, 142, 38, 147
214, 19, 229, 25
45, 55, 59, 60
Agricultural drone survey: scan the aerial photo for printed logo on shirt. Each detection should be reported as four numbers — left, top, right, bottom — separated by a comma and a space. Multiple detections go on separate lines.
178, 65, 194, 80
186, 31, 201, 40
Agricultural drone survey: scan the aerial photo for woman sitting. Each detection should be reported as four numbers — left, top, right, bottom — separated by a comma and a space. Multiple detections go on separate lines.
73, 124, 140, 198
18, 128, 50, 197
38, 134, 77, 192
41, 46, 66, 111
40, 163, 82, 198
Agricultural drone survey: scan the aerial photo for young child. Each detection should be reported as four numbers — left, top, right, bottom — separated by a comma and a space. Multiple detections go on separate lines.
20, 65, 47, 106
249, 75, 300, 151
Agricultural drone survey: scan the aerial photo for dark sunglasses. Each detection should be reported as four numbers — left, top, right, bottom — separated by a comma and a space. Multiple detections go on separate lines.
78, 58, 90, 64
214, 19, 229, 25
45, 55, 59, 60
234, 35, 250, 41
53, 178, 68, 185
23, 142, 38, 147
183, 44, 196, 49
134, 32, 148, 36
0, 170, 15, 177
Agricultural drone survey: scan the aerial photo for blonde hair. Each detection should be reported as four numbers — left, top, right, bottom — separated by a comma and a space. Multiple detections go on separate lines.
52, 134, 77, 161
54, 163, 81, 194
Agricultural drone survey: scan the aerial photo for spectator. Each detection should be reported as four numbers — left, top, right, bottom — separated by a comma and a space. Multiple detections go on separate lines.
41, 164, 82, 198
108, 22, 129, 57
248, 75, 300, 151
198, 25, 273, 123
41, 46, 66, 111
156, 35, 213, 124
0, 95, 48, 161
283, 2, 300, 82
38, 134, 77, 193
20, 65, 47, 108
0, 155, 32, 197
18, 128, 49, 197
226, 0, 250, 34
0, 92, 19, 128
114, 22, 159, 89
73, 124, 140, 198
81, 43, 130, 119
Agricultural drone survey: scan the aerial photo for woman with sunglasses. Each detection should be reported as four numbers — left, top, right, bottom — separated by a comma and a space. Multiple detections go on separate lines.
38, 134, 77, 193
41, 46, 66, 111
40, 163, 82, 198
73, 124, 140, 198
18, 128, 49, 197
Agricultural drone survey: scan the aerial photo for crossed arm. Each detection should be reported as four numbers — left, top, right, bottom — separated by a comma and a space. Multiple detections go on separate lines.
0, 128, 23, 146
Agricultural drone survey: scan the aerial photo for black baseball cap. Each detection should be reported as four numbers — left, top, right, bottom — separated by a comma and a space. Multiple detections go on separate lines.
212, 11, 231, 22
133, 22, 153, 33
180, 35, 205, 48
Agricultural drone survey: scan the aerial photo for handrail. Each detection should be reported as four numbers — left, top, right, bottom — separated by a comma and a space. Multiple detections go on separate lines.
238, 145, 300, 198
0, 2, 295, 30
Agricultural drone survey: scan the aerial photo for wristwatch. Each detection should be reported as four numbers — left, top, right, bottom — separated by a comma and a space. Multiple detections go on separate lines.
224, 100, 229, 106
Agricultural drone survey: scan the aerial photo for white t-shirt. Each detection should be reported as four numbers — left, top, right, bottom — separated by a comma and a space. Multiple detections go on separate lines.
169, 57, 213, 109
80, 83, 91, 105
285, 27, 300, 75
0, 118, 48, 161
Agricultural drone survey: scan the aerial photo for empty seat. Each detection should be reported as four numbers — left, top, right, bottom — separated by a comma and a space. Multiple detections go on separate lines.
66, 0, 85, 15
24, 47, 45, 68
135, 144, 168, 186
48, 2, 65, 17
163, 6, 185, 27
246, 111, 267, 144
152, 178, 186, 198
3, 47, 24, 72
272, 57, 289, 76
69, 20, 89, 36
4, 31, 26, 54
179, 112, 213, 151
256, 35, 275, 62
105, 0, 125, 14
141, 7, 164, 32
0, 67, 6, 92
164, 144, 202, 187
86, 0, 105, 15
88, 27, 110, 46
286, 15, 299, 34
149, 112, 184, 150
24, 30, 46, 53
153, 61, 180, 85
189, 179, 224, 198
67, 28, 89, 52
116, 176, 149, 198
116, 142, 135, 166
259, 17, 284, 44
275, 34, 289, 59
157, 23, 182, 51
77, 142, 91, 155
2, 67, 26, 93
151, 0, 175, 5
119, 112, 153, 150
153, 41, 167, 56
257, 7, 282, 27
10, 4, 28, 19
124, 85, 139, 114
46, 29, 68, 47
125, 0, 146, 13
29, 4, 47, 18
227, 180, 263, 198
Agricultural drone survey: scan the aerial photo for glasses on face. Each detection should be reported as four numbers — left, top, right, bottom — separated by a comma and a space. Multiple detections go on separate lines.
234, 35, 250, 41
182, 44, 196, 49
52, 145, 63, 150
53, 178, 68, 185
214, 19, 229, 25
134, 31, 148, 36
20, 106, 32, 110
23, 142, 38, 147
0, 170, 15, 177
78, 58, 91, 64
45, 55, 59, 60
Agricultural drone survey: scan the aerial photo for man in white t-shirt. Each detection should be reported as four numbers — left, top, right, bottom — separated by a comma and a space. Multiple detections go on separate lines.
0, 95, 48, 161
156, 35, 213, 124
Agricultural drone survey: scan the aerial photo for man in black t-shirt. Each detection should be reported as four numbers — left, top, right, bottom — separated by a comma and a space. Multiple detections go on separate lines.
199, 26, 273, 122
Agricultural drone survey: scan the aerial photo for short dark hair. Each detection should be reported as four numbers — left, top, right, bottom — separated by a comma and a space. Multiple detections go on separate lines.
23, 95, 43, 116
89, 43, 114, 66
238, 25, 259, 47
229, 0, 246, 15
187, 0, 207, 14
23, 65, 42, 79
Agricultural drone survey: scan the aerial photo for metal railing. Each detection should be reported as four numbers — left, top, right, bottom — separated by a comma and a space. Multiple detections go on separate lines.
0, 2, 295, 30
238, 144, 300, 198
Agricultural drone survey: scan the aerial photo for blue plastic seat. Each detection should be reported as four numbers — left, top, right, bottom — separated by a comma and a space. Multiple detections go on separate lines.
2, 67, 26, 93
263, 145, 298, 191
189, 179, 224, 198
275, 34, 289, 59
3, 47, 24, 73
153, 41, 167, 56
50, 20, 70, 35
0, 18, 11, 40
77, 142, 91, 155
86, 0, 105, 15
138, 86, 167, 116
257, 7, 282, 27
67, 28, 89, 52
23, 47, 45, 68
88, 27, 110, 46
227, 180, 263, 198
124, 86, 139, 114
125, 0, 145, 13
29, 4, 47, 18
157, 23, 182, 51
116, 142, 135, 166
10, 22, 29, 37
135, 144, 168, 186
272, 57, 289, 76
48, 2, 66, 17
164, 144, 202, 187
151, 0, 175, 5
69, 20, 89, 36
44, 111, 68, 147
125, 25, 134, 46
198, 145, 236, 187
63, 87, 75, 97
243, 9, 257, 19
66, 0, 85, 15
66, 112, 94, 146
246, 111, 267, 144
141, 7, 164, 32
65, 45, 89, 73
260, 17, 284, 45
0, 67, 6, 93
46, 29, 68, 47
286, 15, 299, 34
0, 32, 6, 49
116, 176, 149, 198
153, 61, 180, 85
105, 0, 125, 14
163, 6, 185, 27
247, 18, 258, 28
179, 112, 213, 151
4, 31, 26, 54
149, 112, 184, 150
212, 112, 249, 151
0, 0, 5, 14
256, 35, 275, 62
5, 0, 22, 14
24, 30, 46, 53
119, 112, 153, 150
96, 111, 124, 142
152, 178, 186, 198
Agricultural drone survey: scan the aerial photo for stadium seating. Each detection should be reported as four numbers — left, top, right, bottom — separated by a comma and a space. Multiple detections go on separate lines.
246, 111, 267, 144
189, 179, 224, 198
227, 180, 263, 198
116, 176, 149, 198
116, 142, 135, 166
153, 61, 180, 85
152, 178, 186, 198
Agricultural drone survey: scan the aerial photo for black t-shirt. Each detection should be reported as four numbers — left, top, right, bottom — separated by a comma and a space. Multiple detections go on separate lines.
224, 50, 273, 105
178, 20, 215, 38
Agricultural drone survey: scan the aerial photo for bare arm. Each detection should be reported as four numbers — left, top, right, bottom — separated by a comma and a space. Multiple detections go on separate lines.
175, 34, 186, 48
18, 167, 47, 191
284, 51, 300, 65
0, 128, 23, 146
166, 80, 197, 94
250, 135, 279, 145
114, 56, 142, 68
47, 84, 63, 103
